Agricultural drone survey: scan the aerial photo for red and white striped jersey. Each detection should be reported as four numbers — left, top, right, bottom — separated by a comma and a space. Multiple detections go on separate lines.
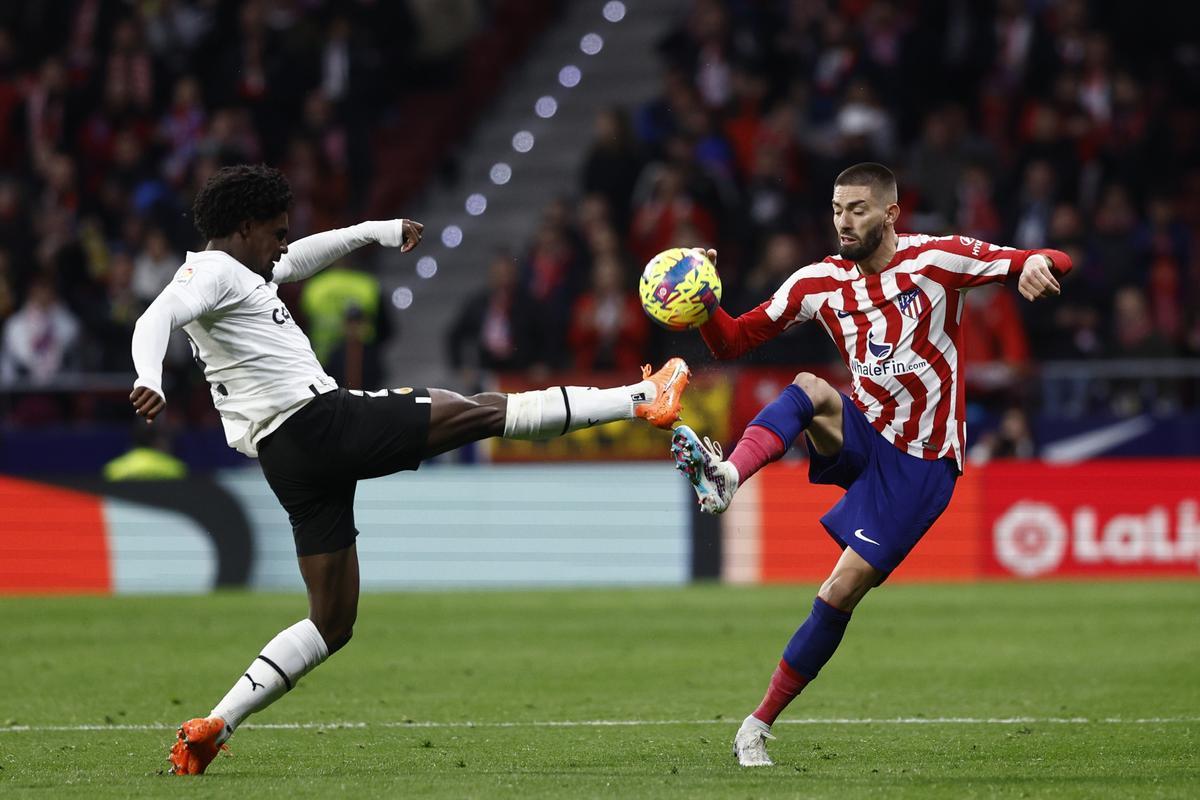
701, 234, 1071, 470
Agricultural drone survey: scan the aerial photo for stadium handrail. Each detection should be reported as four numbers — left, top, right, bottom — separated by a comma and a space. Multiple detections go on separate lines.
0, 373, 137, 393
1038, 360, 1200, 379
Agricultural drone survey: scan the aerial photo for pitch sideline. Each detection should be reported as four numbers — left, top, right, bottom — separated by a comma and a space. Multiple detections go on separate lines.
2, 717, 1197, 733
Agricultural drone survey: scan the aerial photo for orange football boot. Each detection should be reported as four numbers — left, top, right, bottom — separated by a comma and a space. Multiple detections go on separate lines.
635, 357, 691, 429
167, 716, 229, 775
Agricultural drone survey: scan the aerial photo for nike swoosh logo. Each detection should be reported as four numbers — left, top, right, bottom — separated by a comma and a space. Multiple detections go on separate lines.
853, 528, 881, 546
836, 310, 852, 318
587, 418, 601, 427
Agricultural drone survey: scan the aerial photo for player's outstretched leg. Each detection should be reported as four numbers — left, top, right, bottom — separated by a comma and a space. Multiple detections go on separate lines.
673, 373, 839, 514
421, 358, 690, 457
734, 547, 881, 767
502, 357, 690, 438
168, 545, 357, 775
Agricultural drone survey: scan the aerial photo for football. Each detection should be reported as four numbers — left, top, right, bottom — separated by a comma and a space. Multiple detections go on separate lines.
638, 247, 722, 331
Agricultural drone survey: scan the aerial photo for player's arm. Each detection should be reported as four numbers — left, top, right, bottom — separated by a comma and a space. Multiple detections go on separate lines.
271, 219, 424, 284
697, 248, 813, 360
919, 237, 1072, 294
1015, 251, 1070, 301
129, 269, 225, 422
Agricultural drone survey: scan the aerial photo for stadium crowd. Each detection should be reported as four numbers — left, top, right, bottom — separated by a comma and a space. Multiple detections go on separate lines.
450, 0, 1200, 423
0, 0, 537, 424
1, 0, 1197, 435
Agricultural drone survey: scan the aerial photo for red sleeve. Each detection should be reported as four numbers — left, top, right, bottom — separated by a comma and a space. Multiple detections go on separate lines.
1034, 248, 1072, 277
698, 304, 790, 360
917, 237, 1072, 290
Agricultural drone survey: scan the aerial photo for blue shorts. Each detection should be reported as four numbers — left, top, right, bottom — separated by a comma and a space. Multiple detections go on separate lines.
806, 393, 957, 576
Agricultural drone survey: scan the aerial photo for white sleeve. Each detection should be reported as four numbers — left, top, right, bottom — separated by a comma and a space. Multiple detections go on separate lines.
131, 267, 227, 400
272, 220, 406, 284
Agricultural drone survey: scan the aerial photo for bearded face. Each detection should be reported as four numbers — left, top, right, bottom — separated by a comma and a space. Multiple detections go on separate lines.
832, 183, 894, 263
837, 217, 886, 261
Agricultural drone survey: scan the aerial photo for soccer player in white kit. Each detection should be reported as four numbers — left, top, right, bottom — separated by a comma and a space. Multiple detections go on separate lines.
129, 165, 691, 774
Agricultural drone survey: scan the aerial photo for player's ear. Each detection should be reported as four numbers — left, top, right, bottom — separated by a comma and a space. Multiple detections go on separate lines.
885, 203, 900, 226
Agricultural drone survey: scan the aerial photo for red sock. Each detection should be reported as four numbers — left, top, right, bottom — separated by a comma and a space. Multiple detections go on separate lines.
727, 425, 786, 484
752, 659, 809, 726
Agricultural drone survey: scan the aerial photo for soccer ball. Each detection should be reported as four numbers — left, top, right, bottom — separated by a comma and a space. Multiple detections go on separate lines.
638, 248, 722, 331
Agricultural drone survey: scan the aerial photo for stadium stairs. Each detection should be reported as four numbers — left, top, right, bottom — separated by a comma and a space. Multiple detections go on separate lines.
374, 0, 687, 390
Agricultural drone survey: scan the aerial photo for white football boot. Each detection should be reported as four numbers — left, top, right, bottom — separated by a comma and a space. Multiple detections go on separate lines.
671, 425, 738, 514
732, 715, 776, 767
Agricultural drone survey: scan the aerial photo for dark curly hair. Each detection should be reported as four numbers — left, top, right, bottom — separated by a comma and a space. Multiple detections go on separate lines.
192, 164, 293, 240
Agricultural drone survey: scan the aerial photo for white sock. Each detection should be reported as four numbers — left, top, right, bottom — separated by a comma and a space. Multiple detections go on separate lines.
744, 714, 772, 733
503, 381, 656, 440
209, 619, 329, 740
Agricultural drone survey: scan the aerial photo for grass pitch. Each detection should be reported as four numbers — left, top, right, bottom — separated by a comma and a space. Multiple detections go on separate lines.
1, 582, 1198, 798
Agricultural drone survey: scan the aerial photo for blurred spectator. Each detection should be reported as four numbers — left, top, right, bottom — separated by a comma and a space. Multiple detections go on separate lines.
1109, 286, 1176, 414
956, 163, 1003, 242
0, 275, 80, 385
962, 284, 1030, 407
1086, 184, 1141, 302
1010, 160, 1057, 248
629, 165, 717, 267
581, 108, 644, 235
132, 228, 179, 302
103, 421, 187, 481
85, 249, 145, 371
0, 249, 16, 324
104, 17, 154, 114
968, 407, 1035, 465
325, 305, 383, 391
447, 252, 533, 384
1111, 286, 1172, 360
907, 107, 973, 231
568, 254, 649, 372
158, 76, 207, 186
520, 221, 583, 369
299, 267, 385, 364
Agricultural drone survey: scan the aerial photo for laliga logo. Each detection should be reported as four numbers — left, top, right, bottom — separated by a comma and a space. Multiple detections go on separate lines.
993, 500, 1200, 577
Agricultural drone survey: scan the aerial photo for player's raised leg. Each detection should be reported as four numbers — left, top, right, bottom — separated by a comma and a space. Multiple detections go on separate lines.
168, 544, 357, 775
734, 547, 881, 766
673, 372, 840, 513
422, 357, 690, 456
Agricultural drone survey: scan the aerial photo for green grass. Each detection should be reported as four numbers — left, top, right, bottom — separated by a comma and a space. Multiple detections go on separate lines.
1, 582, 1198, 798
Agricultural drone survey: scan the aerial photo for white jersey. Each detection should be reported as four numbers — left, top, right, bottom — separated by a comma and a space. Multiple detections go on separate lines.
131, 220, 407, 456
172, 250, 336, 455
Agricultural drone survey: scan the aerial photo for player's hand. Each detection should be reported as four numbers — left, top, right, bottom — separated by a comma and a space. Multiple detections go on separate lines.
129, 386, 165, 423
1018, 254, 1061, 301
400, 219, 424, 252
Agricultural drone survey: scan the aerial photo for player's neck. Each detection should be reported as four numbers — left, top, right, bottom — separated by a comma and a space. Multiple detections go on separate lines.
205, 239, 263, 276
855, 231, 898, 276
205, 239, 241, 261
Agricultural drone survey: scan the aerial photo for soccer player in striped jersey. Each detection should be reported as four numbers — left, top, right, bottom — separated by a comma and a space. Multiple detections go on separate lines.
130, 165, 691, 775
669, 162, 1070, 767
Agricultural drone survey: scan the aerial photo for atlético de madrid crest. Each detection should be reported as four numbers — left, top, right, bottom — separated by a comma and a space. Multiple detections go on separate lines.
895, 287, 927, 319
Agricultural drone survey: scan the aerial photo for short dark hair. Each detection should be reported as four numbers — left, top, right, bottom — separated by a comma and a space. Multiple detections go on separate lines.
192, 164, 293, 240
834, 162, 897, 202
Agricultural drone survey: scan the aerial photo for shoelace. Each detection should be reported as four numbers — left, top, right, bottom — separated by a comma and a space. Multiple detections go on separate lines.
701, 435, 723, 461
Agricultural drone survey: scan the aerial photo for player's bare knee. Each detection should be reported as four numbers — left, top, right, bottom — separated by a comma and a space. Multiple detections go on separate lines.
792, 372, 837, 414
309, 601, 357, 653
313, 614, 355, 654
817, 568, 873, 612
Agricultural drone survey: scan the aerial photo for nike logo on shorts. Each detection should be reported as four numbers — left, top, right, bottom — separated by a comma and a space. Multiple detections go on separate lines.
853, 528, 881, 546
